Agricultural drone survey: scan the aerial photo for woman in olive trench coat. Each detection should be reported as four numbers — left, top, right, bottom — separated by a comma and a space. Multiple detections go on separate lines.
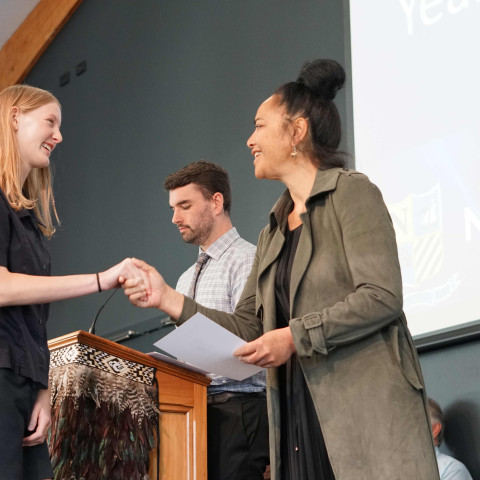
123, 60, 440, 480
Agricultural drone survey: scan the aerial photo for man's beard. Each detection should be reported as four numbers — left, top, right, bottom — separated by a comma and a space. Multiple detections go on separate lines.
179, 208, 214, 246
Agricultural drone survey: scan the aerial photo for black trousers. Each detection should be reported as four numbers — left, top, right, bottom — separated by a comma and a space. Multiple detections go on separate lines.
207, 393, 269, 480
0, 368, 53, 480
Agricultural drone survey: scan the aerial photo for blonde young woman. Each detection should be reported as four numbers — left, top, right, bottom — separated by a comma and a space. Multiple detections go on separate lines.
122, 60, 439, 480
0, 85, 146, 480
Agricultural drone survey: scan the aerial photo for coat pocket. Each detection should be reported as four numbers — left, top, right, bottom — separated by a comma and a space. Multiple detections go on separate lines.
386, 324, 423, 391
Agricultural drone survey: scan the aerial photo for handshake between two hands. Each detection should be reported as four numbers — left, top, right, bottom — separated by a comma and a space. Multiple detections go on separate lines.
99, 257, 164, 309
118, 257, 162, 309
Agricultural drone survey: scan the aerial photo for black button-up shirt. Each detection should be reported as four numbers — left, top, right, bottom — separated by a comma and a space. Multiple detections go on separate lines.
0, 189, 51, 388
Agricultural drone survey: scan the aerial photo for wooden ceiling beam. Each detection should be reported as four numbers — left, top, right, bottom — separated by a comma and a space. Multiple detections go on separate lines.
0, 0, 84, 91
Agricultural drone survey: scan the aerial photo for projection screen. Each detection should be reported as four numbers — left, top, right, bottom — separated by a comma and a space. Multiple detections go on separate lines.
348, 0, 480, 336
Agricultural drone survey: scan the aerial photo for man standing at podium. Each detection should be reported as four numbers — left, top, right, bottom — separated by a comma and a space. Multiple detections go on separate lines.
164, 161, 269, 480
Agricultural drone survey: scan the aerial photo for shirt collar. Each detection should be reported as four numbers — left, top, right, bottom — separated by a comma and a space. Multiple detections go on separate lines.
200, 227, 240, 261
268, 167, 347, 231
0, 188, 43, 223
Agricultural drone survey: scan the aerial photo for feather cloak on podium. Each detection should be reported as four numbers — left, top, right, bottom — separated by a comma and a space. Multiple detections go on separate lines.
47, 343, 159, 480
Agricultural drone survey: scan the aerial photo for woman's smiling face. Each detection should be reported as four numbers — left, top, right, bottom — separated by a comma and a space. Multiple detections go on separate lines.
13, 101, 62, 182
246, 95, 294, 181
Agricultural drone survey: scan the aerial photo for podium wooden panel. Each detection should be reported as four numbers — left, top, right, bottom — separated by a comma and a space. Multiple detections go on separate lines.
48, 330, 210, 480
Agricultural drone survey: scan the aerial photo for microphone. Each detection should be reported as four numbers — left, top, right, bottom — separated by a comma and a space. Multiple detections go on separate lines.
105, 315, 174, 344
88, 289, 118, 335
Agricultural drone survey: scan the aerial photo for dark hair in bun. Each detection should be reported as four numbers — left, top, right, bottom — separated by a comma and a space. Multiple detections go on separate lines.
274, 59, 346, 169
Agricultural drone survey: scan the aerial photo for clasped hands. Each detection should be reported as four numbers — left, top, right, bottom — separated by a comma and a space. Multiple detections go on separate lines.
118, 258, 185, 319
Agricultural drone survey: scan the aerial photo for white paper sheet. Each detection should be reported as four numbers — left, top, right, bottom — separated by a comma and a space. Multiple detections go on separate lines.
153, 313, 264, 381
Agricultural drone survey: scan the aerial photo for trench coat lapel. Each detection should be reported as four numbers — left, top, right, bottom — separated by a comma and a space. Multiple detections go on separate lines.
257, 188, 292, 282
290, 168, 344, 314
257, 169, 343, 319
257, 227, 284, 281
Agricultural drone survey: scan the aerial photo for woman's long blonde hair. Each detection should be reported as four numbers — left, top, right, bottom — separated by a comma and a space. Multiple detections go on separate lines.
0, 84, 60, 237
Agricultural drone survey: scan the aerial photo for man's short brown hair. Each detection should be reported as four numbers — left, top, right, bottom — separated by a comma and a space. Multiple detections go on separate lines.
164, 160, 231, 214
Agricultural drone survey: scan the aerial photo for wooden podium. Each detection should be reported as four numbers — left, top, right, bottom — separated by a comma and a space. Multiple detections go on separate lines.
48, 330, 210, 480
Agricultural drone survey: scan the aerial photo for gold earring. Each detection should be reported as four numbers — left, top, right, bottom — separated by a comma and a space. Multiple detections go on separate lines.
290, 145, 298, 158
